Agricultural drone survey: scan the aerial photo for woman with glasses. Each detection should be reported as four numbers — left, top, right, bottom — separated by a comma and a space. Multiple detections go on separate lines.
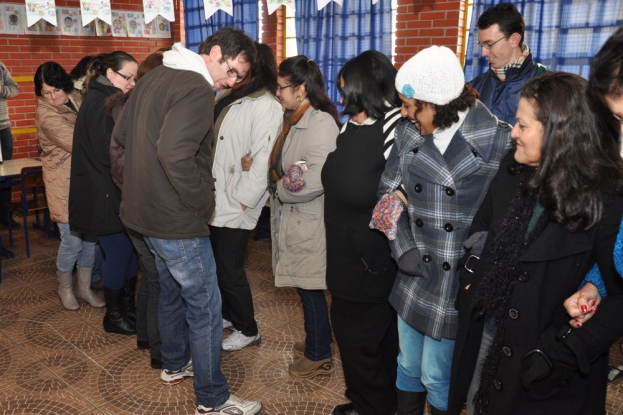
269, 55, 340, 378
69, 51, 139, 335
34, 61, 105, 312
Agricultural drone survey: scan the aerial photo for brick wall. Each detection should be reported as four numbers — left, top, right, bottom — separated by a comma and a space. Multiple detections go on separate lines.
395, 0, 466, 67
3, 0, 182, 160
260, 3, 284, 64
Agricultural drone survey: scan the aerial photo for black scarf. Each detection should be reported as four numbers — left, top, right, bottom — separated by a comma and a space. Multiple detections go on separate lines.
471, 165, 551, 415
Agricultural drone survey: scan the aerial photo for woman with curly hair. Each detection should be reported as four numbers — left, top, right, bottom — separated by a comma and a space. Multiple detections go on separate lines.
372, 46, 511, 414
34, 61, 104, 311
448, 71, 623, 415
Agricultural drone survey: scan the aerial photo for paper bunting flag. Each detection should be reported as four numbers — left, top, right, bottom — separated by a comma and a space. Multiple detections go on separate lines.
143, 0, 174, 25
25, 0, 57, 27
317, 0, 342, 10
111, 10, 127, 36
80, 0, 112, 26
203, 0, 232, 20
266, 0, 294, 15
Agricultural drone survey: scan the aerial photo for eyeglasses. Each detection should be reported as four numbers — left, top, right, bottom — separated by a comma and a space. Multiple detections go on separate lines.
41, 88, 61, 97
114, 70, 136, 82
478, 35, 508, 49
277, 84, 293, 92
224, 59, 244, 84
613, 112, 623, 123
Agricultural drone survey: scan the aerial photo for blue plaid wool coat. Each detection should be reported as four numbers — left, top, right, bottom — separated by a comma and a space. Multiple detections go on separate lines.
379, 100, 511, 341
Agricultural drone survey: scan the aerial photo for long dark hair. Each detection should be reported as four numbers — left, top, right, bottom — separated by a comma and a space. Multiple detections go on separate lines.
279, 55, 340, 126
82, 51, 137, 95
519, 72, 623, 231
34, 62, 74, 96
336, 50, 400, 119
226, 42, 278, 102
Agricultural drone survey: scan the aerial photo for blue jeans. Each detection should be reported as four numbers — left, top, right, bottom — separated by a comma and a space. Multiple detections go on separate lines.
56, 223, 96, 273
296, 288, 332, 361
396, 316, 455, 411
144, 236, 229, 408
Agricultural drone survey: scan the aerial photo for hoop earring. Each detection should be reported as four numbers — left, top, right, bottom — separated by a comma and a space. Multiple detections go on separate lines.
296, 96, 303, 103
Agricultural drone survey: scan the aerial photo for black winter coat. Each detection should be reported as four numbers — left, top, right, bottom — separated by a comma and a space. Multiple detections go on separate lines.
448, 153, 623, 415
69, 79, 124, 237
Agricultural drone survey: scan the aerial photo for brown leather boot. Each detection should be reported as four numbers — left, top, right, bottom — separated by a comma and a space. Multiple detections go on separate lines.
288, 355, 334, 378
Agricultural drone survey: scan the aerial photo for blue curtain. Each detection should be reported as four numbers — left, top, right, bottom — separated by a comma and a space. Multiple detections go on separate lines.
184, 0, 258, 52
464, 0, 623, 81
294, 0, 393, 112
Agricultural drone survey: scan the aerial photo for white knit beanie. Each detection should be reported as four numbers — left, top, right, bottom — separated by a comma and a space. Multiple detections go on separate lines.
395, 46, 465, 106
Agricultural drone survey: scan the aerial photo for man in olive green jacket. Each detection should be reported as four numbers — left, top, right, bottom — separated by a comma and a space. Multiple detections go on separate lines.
113, 28, 261, 415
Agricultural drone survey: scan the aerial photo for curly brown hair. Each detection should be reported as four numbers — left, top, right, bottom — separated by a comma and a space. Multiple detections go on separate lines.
413, 83, 479, 131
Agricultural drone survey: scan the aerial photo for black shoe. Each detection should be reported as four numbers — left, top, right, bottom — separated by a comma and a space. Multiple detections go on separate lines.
333, 403, 359, 415
151, 358, 162, 369
0, 217, 21, 230
137, 339, 150, 350
103, 287, 136, 335
90, 279, 104, 292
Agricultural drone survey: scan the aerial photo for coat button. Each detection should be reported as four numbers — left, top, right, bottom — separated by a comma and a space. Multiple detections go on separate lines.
415, 219, 423, 227
503, 347, 512, 357
220, 136, 224, 140
509, 309, 519, 319
518, 271, 529, 282
194, 212, 199, 216
422, 254, 432, 263
412, 148, 418, 154
472, 149, 478, 157
493, 379, 502, 390
415, 183, 422, 193
442, 262, 451, 271
444, 223, 453, 232
106, 194, 109, 198
445, 187, 455, 196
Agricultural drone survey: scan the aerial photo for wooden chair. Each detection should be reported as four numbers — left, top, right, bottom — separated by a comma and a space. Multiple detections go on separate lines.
7, 167, 51, 258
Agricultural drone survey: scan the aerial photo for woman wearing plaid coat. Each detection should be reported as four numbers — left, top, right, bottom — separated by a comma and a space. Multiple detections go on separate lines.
375, 46, 511, 414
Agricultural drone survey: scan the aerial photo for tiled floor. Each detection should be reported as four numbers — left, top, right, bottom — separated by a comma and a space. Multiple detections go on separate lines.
2, 223, 623, 414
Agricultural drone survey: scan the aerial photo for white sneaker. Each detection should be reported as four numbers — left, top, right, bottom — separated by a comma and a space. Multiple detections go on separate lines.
160, 359, 193, 385
221, 329, 261, 351
195, 394, 261, 415
222, 318, 233, 330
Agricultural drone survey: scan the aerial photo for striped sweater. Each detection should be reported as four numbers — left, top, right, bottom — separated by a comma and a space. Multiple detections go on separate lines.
0, 61, 19, 130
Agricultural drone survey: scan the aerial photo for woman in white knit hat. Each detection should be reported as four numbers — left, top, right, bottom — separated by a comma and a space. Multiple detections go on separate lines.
372, 45, 511, 414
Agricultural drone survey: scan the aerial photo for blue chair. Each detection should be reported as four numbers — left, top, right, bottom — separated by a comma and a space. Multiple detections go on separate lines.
7, 167, 51, 258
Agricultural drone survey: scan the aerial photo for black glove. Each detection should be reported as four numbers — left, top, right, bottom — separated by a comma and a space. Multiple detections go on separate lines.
398, 248, 429, 278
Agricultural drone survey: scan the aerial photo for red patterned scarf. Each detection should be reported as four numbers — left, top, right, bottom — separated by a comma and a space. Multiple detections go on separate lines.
267, 99, 311, 194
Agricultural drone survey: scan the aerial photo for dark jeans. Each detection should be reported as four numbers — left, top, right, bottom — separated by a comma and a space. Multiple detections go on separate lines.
209, 225, 258, 337
99, 231, 138, 290
296, 288, 332, 361
331, 297, 398, 415
0, 127, 13, 209
127, 227, 161, 361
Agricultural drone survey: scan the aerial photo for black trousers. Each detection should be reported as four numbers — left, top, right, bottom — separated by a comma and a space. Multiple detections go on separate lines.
331, 297, 398, 415
209, 225, 258, 336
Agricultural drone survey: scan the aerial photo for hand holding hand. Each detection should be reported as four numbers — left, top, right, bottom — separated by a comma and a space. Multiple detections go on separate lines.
241, 153, 253, 171
564, 283, 600, 328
